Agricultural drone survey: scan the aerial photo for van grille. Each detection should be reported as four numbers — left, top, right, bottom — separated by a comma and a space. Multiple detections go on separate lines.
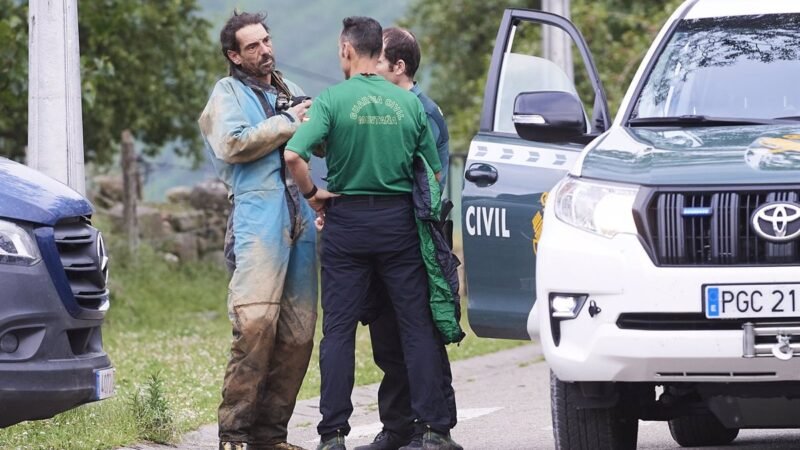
53, 218, 109, 310
643, 188, 800, 266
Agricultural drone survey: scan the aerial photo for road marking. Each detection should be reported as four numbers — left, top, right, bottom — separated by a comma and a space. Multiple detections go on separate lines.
305, 408, 504, 443
457, 407, 504, 421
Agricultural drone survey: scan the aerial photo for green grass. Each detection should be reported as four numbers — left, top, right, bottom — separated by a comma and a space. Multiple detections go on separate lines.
0, 228, 523, 450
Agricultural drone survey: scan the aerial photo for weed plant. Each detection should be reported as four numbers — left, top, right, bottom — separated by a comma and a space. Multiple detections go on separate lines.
129, 372, 176, 444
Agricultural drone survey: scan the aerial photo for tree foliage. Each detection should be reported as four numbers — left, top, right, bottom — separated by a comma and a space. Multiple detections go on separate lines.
402, 0, 683, 153
400, 0, 518, 155
0, 0, 221, 164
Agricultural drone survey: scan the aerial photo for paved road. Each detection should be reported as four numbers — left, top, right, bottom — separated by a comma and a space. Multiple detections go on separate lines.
122, 343, 800, 450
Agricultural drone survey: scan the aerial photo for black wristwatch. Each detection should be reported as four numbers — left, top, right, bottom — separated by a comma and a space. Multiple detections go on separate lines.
303, 185, 318, 199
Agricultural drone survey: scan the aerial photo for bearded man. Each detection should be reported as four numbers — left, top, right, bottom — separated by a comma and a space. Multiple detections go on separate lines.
198, 11, 316, 450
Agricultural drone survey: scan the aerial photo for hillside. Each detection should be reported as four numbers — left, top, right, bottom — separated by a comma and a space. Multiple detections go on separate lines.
198, 0, 410, 96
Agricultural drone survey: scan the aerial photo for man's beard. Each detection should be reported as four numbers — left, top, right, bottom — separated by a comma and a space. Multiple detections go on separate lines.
242, 54, 275, 78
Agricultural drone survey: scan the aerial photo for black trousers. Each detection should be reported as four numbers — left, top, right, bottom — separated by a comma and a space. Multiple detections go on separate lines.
317, 196, 450, 437
368, 290, 457, 438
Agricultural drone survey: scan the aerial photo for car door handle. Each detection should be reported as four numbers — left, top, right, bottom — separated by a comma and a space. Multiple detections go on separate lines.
465, 163, 498, 186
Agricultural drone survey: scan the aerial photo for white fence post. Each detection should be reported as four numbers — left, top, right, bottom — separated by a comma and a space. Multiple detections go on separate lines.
27, 0, 86, 195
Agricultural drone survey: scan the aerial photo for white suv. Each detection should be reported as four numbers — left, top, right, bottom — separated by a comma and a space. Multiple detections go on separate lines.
461, 0, 800, 448
536, 1, 800, 448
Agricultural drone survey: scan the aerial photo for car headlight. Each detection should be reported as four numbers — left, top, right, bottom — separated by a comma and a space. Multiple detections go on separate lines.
553, 177, 639, 238
0, 220, 41, 266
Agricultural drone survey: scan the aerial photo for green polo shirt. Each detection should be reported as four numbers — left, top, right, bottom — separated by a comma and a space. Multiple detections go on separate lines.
286, 74, 441, 195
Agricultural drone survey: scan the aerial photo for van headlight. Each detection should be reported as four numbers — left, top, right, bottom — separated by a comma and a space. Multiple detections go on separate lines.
553, 177, 639, 238
0, 220, 41, 266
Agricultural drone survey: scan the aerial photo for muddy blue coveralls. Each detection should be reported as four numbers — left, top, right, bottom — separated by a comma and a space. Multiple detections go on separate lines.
199, 75, 318, 447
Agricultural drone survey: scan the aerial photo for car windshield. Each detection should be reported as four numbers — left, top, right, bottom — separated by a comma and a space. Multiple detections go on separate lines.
631, 14, 800, 122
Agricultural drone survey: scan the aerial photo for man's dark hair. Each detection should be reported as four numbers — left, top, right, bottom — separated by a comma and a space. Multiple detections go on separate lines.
341, 16, 383, 58
220, 11, 270, 65
382, 27, 421, 78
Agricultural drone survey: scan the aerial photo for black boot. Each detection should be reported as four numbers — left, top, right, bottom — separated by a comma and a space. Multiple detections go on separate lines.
354, 430, 412, 450
317, 432, 346, 450
398, 430, 462, 450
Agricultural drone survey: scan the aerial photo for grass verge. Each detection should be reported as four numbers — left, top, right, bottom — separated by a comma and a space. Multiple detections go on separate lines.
0, 230, 524, 450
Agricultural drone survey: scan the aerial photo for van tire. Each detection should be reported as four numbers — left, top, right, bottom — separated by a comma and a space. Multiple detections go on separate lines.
668, 414, 739, 447
551, 372, 638, 450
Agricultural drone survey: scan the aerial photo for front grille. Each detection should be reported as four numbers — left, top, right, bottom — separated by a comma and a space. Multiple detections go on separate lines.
54, 218, 109, 310
642, 188, 800, 266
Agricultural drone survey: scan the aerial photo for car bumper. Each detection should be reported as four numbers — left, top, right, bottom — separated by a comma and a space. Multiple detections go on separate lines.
533, 207, 800, 383
0, 261, 112, 427
0, 355, 112, 427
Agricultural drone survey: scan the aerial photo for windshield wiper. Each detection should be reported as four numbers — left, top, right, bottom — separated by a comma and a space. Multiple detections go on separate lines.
772, 115, 800, 121
628, 115, 787, 127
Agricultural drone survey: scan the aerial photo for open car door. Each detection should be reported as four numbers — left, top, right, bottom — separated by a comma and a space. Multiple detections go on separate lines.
462, 8, 610, 339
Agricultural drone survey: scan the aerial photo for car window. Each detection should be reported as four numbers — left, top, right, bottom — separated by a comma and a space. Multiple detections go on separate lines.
632, 14, 800, 120
493, 21, 595, 135
495, 53, 578, 133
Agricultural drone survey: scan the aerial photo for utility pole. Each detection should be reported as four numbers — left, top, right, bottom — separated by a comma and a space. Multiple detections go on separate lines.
542, 0, 574, 83
27, 0, 86, 195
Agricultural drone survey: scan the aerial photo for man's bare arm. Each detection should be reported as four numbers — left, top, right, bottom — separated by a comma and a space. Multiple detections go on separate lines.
285, 150, 337, 212
284, 150, 314, 194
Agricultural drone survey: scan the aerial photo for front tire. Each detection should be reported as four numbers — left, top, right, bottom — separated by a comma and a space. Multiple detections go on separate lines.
669, 414, 739, 447
550, 371, 638, 450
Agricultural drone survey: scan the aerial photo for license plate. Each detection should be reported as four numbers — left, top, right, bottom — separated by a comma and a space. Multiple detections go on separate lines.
94, 367, 115, 400
704, 283, 800, 319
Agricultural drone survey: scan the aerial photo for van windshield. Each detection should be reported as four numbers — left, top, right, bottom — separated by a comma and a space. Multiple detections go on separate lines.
631, 14, 800, 122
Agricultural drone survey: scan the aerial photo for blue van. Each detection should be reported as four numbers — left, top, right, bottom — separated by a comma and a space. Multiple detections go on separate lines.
0, 156, 113, 427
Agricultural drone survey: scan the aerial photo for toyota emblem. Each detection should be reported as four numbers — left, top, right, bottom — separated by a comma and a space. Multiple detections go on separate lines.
751, 202, 800, 242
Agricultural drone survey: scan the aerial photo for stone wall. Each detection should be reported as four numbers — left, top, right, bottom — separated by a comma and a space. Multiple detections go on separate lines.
90, 176, 468, 294
92, 176, 230, 265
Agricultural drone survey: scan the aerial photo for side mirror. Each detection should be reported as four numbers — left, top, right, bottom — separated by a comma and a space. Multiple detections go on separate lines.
513, 91, 587, 143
